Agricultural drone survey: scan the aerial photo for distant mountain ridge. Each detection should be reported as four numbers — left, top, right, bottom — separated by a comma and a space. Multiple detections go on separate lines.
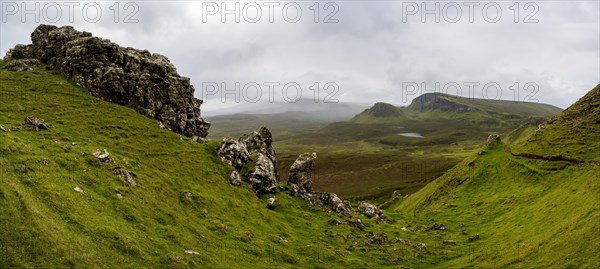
352, 93, 563, 124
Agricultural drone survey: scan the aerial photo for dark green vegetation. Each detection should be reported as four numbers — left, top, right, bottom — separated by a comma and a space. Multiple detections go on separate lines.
211, 92, 563, 202
1, 61, 597, 268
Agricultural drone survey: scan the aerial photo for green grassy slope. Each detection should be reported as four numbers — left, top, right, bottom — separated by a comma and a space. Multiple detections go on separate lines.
511, 84, 600, 162
2, 60, 598, 268
0, 61, 410, 268
393, 86, 600, 268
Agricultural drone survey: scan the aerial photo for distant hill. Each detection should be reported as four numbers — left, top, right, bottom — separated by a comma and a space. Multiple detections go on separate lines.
407, 93, 563, 117
351, 102, 406, 124
351, 93, 563, 125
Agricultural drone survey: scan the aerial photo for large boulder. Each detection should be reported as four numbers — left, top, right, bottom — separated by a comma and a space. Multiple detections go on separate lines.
288, 152, 317, 195
218, 126, 278, 196
4, 25, 210, 138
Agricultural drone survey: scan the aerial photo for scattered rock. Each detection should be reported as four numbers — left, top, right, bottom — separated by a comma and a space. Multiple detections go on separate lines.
287, 152, 317, 195
350, 219, 365, 231
200, 209, 208, 217
468, 234, 480, 241
431, 223, 447, 231
302, 192, 352, 214
3, 58, 40, 71
92, 149, 111, 162
116, 192, 124, 199
229, 170, 241, 186
328, 219, 343, 226
357, 202, 385, 219
414, 242, 427, 249
183, 192, 193, 201
112, 167, 136, 186
115, 236, 121, 241
266, 196, 278, 210
184, 250, 199, 255
0, 125, 7, 132
73, 186, 86, 194
443, 240, 457, 246
401, 227, 410, 232
391, 190, 401, 199
5, 25, 210, 138
24, 116, 48, 130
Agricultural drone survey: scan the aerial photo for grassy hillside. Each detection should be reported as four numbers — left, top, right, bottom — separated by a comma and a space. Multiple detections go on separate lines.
2, 60, 597, 268
511, 84, 600, 162
393, 86, 600, 268
0, 60, 414, 268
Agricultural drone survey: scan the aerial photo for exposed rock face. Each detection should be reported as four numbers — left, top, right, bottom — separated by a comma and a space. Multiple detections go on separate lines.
288, 152, 317, 195
4, 25, 210, 138
409, 93, 476, 113
4, 58, 40, 71
218, 126, 278, 195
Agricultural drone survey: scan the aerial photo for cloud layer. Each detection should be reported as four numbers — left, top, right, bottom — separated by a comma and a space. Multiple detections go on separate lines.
1, 1, 598, 111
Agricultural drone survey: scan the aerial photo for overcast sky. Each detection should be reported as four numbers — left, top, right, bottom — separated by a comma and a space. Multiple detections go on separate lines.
1, 1, 599, 112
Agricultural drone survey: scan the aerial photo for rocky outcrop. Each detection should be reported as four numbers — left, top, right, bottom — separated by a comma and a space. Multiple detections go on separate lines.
4, 25, 210, 138
288, 152, 317, 195
302, 192, 352, 214
218, 126, 278, 195
3, 58, 40, 71
485, 134, 501, 145
357, 202, 385, 219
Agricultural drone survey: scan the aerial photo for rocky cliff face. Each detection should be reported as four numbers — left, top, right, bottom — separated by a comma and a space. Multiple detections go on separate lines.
408, 93, 476, 113
4, 25, 210, 138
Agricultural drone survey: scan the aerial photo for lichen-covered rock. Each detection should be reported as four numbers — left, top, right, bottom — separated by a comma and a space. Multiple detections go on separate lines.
229, 170, 241, 186
24, 116, 48, 130
5, 25, 210, 138
357, 202, 385, 219
218, 126, 278, 196
247, 153, 278, 195
92, 149, 112, 162
4, 58, 40, 71
288, 152, 317, 195
302, 192, 352, 214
